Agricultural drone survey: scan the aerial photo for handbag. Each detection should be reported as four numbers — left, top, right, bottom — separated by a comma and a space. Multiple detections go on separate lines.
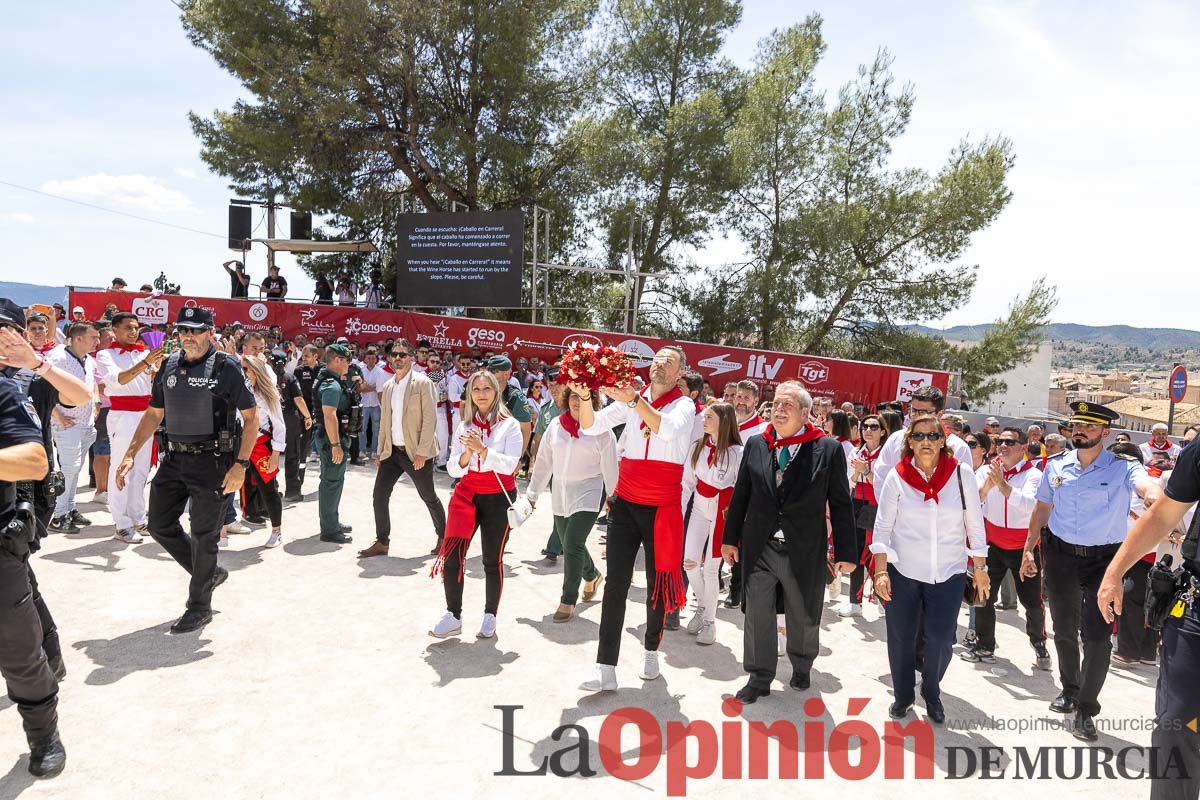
854, 500, 878, 531
957, 466, 987, 607
494, 471, 533, 529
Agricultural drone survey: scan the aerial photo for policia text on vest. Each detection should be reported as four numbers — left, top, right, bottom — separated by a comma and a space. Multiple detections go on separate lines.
115, 307, 258, 634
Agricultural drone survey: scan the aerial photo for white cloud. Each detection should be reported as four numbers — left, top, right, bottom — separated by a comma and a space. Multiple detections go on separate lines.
0, 212, 35, 224
41, 173, 195, 214
173, 167, 198, 180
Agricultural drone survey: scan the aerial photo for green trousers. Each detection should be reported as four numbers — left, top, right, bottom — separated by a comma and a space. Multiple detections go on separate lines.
554, 511, 600, 605
317, 438, 347, 535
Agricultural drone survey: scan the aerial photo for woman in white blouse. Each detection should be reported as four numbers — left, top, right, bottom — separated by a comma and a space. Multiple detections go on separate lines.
680, 402, 743, 645
431, 370, 524, 640
226, 355, 287, 549
526, 386, 619, 622
871, 413, 990, 725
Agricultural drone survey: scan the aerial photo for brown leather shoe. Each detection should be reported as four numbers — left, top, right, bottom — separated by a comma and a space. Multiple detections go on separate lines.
582, 574, 604, 602
357, 541, 389, 558
553, 604, 575, 623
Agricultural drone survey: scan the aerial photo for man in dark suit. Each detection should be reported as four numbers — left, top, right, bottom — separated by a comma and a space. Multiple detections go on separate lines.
722, 381, 857, 703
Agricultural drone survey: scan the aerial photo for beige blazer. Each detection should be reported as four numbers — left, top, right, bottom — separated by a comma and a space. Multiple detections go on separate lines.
377, 369, 439, 461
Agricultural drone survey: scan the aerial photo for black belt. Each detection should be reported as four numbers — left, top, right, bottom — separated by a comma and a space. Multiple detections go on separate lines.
167, 440, 219, 454
1046, 530, 1121, 558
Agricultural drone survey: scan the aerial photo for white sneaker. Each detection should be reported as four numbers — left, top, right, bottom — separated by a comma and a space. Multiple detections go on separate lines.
686, 611, 705, 635
430, 612, 462, 638
92, 491, 107, 504
579, 664, 618, 692
639, 650, 660, 680
265, 531, 282, 548
218, 537, 230, 549
777, 631, 787, 657
828, 576, 842, 600
838, 602, 862, 618
114, 528, 143, 544
697, 621, 716, 646
477, 613, 497, 639
226, 521, 251, 535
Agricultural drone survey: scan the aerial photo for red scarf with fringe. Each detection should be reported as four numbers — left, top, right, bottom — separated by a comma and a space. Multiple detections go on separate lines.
615, 458, 686, 612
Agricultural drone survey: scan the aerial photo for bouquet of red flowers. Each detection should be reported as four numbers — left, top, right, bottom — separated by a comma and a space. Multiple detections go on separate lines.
556, 342, 636, 392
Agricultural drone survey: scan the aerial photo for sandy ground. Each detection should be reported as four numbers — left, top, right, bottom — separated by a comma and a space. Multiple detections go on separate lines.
0, 460, 1165, 799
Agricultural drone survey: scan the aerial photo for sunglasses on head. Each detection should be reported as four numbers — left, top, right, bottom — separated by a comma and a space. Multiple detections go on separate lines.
909, 431, 944, 442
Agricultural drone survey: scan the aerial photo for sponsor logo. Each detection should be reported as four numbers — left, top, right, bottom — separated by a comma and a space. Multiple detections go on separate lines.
131, 297, 168, 325
747, 354, 784, 380
562, 333, 603, 349
798, 360, 829, 385
432, 321, 449, 339
617, 338, 656, 369
697, 353, 742, 377
345, 317, 405, 337
248, 302, 269, 322
299, 307, 336, 335
895, 369, 933, 402
467, 326, 507, 349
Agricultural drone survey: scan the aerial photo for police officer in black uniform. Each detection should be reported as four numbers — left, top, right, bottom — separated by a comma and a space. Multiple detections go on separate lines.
0, 303, 72, 778
116, 307, 257, 633
1101, 435, 1200, 799
288, 344, 321, 500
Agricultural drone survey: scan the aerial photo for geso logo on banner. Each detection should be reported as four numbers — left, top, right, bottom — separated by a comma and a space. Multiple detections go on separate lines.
131, 297, 168, 325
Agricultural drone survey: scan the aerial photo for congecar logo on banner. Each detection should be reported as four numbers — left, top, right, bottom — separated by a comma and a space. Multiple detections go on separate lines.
697, 353, 741, 377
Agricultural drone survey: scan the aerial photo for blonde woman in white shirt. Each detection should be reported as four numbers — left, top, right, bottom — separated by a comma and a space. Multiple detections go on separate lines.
527, 386, 619, 622
228, 355, 287, 549
430, 370, 523, 640
680, 402, 743, 645
871, 413, 989, 725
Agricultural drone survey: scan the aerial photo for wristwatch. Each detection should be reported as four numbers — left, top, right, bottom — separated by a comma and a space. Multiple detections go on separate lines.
235, 458, 251, 469
626, 396, 639, 409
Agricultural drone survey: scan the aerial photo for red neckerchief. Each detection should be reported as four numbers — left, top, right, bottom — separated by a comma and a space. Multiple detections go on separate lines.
559, 412, 581, 439
738, 416, 760, 432
1003, 459, 1034, 481
762, 423, 825, 450
32, 342, 56, 354
638, 386, 685, 433
109, 341, 147, 354
895, 453, 959, 503
380, 364, 394, 374
1148, 466, 1163, 478
694, 400, 705, 415
704, 439, 718, 467
857, 444, 882, 469
454, 369, 470, 380
471, 414, 494, 438
836, 436, 848, 443
1149, 439, 1172, 452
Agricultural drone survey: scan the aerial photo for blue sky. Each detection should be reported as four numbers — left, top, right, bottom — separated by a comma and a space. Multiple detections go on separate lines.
1, 1, 1196, 329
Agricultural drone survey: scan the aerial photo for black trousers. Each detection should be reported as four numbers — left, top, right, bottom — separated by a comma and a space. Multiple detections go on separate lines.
1117, 560, 1158, 660
1042, 531, 1119, 717
975, 544, 1047, 652
442, 491, 509, 617
849, 523, 870, 601
1152, 601, 1200, 799
32, 503, 61, 665
246, 465, 282, 528
597, 496, 668, 666
148, 450, 230, 613
745, 539, 820, 688
0, 546, 58, 741
283, 412, 304, 496
373, 447, 446, 546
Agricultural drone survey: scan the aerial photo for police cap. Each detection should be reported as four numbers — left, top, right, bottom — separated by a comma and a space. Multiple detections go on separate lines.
175, 306, 214, 329
0, 298, 26, 331
326, 343, 352, 360
1068, 401, 1120, 427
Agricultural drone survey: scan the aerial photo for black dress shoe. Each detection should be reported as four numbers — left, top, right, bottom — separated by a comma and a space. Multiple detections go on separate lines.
1049, 692, 1077, 714
337, 523, 353, 534
664, 611, 680, 631
1073, 712, 1098, 742
27, 732, 66, 778
724, 590, 742, 609
170, 609, 213, 634
734, 684, 770, 705
48, 654, 66, 681
789, 672, 810, 691
925, 699, 946, 724
212, 567, 229, 590
320, 532, 353, 544
889, 701, 913, 719
431, 538, 444, 555
283, 491, 303, 503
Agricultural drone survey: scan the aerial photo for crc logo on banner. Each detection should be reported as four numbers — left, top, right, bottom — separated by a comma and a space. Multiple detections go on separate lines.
697, 353, 741, 377
131, 296, 168, 325
248, 303, 269, 322
797, 360, 830, 385
617, 339, 656, 369
896, 370, 933, 402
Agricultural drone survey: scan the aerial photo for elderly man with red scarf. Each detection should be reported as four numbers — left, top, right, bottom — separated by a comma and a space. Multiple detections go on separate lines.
721, 381, 857, 704
569, 346, 696, 692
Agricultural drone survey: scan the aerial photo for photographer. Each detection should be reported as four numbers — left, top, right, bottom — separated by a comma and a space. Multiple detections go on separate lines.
223, 260, 250, 299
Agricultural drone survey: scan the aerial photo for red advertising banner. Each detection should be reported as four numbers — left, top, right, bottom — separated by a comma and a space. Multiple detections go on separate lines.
70, 290, 951, 408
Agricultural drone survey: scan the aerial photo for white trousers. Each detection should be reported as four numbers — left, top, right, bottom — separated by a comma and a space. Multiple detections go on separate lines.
683, 510, 722, 623
107, 409, 151, 530
436, 404, 452, 465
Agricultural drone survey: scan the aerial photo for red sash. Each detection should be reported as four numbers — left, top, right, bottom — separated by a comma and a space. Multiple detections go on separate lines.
250, 433, 279, 482
431, 469, 516, 581
616, 458, 686, 612
695, 478, 733, 559
895, 454, 959, 503
984, 519, 1026, 550
109, 395, 150, 412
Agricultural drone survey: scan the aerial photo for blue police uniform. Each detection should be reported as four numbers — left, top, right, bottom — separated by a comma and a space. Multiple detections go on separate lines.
1037, 447, 1147, 545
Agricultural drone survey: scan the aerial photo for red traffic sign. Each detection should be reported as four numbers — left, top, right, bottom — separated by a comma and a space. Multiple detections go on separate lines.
1170, 365, 1189, 404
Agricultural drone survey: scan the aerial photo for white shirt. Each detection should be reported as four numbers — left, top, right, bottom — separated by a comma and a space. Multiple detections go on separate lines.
1141, 440, 1182, 463
976, 461, 1043, 531
682, 440, 744, 521
870, 461, 988, 583
360, 361, 391, 408
389, 370, 412, 447
736, 416, 766, 439
94, 346, 154, 399
873, 427, 972, 487
447, 415, 523, 478
581, 389, 695, 465
527, 417, 619, 516
447, 370, 472, 415
255, 391, 287, 452
48, 347, 95, 426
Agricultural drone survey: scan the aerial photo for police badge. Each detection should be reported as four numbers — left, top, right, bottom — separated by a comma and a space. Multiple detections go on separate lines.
1051, 475, 1064, 488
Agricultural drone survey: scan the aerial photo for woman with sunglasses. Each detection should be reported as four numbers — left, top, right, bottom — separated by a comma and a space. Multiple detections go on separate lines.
842, 414, 887, 617
871, 413, 989, 724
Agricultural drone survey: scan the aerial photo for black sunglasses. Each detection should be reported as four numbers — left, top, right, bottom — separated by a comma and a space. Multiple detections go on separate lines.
861, 423, 882, 431
390, 351, 412, 359
966, 440, 980, 448
909, 431, 944, 442
996, 438, 1020, 447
